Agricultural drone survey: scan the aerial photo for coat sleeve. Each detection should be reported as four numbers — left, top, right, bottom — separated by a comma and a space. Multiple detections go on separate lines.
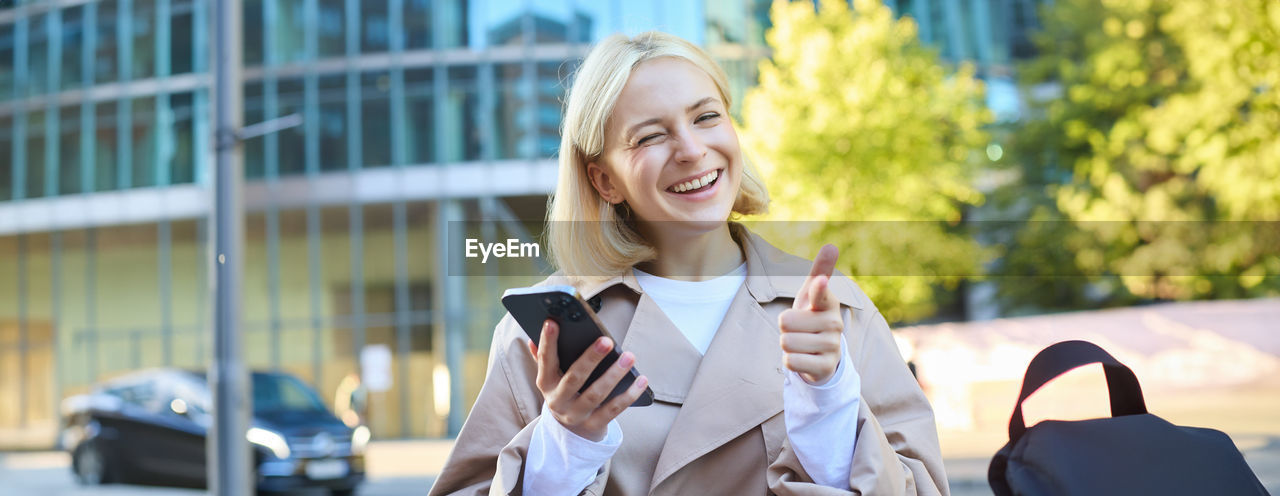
427, 316, 613, 496
768, 304, 949, 496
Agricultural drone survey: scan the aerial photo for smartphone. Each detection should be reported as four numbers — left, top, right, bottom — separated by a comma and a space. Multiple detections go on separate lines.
501, 285, 654, 407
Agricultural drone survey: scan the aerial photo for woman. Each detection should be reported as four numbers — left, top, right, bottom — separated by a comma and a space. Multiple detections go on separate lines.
429, 31, 947, 495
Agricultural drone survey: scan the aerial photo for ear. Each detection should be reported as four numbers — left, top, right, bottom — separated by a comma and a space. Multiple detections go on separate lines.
587, 161, 625, 205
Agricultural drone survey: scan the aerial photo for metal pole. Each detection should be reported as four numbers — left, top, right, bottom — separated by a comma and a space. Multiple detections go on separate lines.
208, 1, 251, 495
437, 200, 467, 435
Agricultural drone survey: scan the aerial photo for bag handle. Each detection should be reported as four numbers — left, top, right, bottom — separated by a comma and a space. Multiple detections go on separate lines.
1008, 340, 1148, 442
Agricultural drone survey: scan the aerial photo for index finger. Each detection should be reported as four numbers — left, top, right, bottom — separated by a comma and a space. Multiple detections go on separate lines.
795, 244, 839, 310
537, 319, 561, 381
808, 244, 839, 280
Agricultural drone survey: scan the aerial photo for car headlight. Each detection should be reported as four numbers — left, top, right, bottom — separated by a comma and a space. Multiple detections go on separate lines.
247, 427, 291, 459
351, 425, 370, 455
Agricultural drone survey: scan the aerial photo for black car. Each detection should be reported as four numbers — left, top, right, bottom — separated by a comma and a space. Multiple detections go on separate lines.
60, 369, 367, 495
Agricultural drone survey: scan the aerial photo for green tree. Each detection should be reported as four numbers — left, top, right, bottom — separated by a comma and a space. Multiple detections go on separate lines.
741, 0, 993, 323
1015, 0, 1280, 302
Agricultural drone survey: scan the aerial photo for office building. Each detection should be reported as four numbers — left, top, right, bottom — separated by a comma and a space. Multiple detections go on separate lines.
0, 0, 1040, 448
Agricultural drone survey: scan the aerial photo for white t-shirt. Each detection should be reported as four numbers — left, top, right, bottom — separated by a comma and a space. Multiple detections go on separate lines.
633, 262, 747, 354
521, 267, 862, 494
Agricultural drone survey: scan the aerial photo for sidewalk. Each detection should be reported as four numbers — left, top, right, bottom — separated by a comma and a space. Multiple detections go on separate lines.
4, 436, 1276, 494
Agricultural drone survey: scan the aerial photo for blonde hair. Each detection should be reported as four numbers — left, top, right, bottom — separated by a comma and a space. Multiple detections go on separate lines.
547, 31, 770, 282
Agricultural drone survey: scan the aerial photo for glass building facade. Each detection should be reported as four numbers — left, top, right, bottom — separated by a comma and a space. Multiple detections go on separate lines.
0, 0, 1040, 449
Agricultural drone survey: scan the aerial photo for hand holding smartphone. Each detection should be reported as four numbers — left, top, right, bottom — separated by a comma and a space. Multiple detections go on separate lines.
502, 285, 653, 441
502, 286, 654, 409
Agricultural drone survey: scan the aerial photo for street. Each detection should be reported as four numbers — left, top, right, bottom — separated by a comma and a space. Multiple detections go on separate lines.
0, 449, 434, 496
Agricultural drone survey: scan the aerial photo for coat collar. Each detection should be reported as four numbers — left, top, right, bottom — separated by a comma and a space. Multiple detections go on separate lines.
573, 222, 866, 311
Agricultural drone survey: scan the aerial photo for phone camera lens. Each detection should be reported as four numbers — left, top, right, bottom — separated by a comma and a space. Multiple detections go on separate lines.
558, 297, 571, 308
547, 305, 564, 317
568, 311, 582, 322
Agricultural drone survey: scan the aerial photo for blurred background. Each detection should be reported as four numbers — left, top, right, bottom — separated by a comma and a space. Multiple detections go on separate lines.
0, 0, 1276, 494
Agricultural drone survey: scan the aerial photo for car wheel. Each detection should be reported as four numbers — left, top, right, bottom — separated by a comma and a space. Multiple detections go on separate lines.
73, 442, 110, 485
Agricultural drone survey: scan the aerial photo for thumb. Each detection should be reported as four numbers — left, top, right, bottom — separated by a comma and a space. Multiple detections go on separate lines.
794, 244, 839, 310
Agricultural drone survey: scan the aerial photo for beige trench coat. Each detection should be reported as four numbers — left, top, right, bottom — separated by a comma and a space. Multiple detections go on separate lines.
428, 225, 948, 495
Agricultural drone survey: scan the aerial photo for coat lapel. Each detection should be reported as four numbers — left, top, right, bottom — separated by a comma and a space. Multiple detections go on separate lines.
649, 284, 785, 491
621, 292, 702, 404
581, 271, 703, 405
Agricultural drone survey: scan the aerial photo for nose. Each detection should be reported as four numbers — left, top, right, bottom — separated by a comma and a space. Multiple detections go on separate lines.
671, 125, 707, 164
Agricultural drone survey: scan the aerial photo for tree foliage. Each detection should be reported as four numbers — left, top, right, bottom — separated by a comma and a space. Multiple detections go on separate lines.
1015, 0, 1280, 302
741, 0, 993, 323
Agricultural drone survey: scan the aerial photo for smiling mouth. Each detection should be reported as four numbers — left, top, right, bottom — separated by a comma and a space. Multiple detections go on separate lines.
666, 169, 722, 194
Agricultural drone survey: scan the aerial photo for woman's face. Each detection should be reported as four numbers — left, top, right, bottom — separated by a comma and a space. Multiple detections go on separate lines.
589, 57, 743, 231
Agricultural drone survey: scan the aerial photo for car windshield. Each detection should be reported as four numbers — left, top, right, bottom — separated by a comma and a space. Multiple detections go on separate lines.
252, 373, 328, 414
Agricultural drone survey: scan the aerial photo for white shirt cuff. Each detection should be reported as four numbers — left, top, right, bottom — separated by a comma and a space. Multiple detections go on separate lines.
783, 334, 861, 489
522, 403, 622, 495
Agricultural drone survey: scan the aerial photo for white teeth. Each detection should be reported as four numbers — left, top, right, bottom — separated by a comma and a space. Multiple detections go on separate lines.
670, 169, 720, 193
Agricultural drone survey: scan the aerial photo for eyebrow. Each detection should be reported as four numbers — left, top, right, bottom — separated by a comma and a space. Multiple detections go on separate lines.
623, 96, 720, 142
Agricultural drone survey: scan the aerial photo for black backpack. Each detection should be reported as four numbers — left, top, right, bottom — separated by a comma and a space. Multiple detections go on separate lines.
987, 340, 1270, 496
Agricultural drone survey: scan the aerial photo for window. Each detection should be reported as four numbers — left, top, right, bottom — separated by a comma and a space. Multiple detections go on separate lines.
443, 66, 479, 162
168, 92, 196, 184
334, 282, 435, 353
317, 0, 345, 57
94, 101, 119, 192
130, 0, 157, 80
130, 97, 157, 187
243, 81, 265, 178
318, 75, 347, 171
26, 111, 46, 199
106, 381, 157, 409
405, 68, 434, 164
171, 1, 195, 74
404, 0, 432, 50
493, 63, 528, 160
61, 6, 87, 89
272, 0, 307, 64
277, 79, 306, 175
252, 373, 327, 413
28, 14, 49, 96
361, 72, 391, 167
435, 0, 467, 49
94, 0, 120, 84
360, 0, 390, 53
0, 24, 14, 97
58, 105, 82, 195
243, 0, 264, 66
0, 115, 12, 201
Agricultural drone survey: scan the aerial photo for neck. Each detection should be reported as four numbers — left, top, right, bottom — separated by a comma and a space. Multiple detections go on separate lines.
635, 222, 744, 281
